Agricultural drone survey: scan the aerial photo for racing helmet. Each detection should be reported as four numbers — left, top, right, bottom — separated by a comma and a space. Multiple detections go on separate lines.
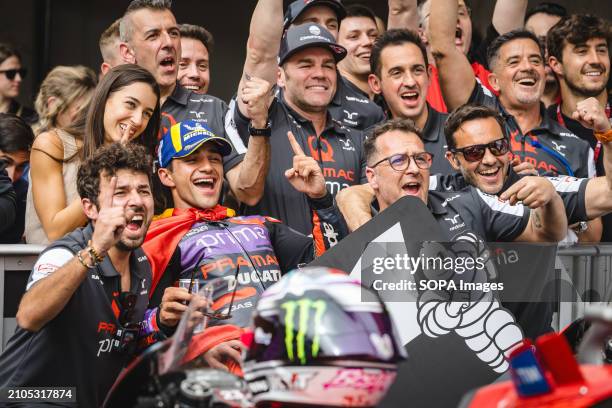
242, 266, 407, 407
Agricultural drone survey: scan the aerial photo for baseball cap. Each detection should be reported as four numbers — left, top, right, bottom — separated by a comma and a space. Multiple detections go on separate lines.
158, 120, 233, 168
278, 23, 347, 66
283, 0, 347, 31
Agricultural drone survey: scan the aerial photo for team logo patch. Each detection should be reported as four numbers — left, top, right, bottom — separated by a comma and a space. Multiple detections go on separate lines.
309, 25, 321, 36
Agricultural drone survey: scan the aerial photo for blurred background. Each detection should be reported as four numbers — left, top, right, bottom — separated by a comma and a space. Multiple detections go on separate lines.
0, 0, 609, 105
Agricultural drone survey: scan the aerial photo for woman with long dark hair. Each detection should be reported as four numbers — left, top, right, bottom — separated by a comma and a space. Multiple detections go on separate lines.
26, 64, 160, 244
82, 64, 160, 160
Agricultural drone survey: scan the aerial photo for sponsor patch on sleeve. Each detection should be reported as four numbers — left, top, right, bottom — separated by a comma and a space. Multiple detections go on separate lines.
27, 248, 74, 290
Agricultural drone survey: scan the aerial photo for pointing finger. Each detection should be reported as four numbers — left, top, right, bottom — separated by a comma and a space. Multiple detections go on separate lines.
101, 176, 118, 209
287, 131, 305, 156
284, 168, 297, 179
120, 125, 131, 145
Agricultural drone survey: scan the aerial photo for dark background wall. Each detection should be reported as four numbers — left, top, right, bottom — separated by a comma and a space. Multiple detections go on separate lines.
1, 0, 610, 108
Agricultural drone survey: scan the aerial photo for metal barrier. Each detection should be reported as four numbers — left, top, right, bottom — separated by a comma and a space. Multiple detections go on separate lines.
0, 244, 46, 353
555, 246, 612, 331
1, 244, 612, 352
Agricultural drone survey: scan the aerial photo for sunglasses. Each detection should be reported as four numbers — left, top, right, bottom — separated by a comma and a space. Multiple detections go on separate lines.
371, 152, 434, 171
0, 68, 27, 80
451, 138, 509, 162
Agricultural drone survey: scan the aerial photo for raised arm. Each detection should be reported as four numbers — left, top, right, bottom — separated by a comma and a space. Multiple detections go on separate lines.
501, 177, 567, 242
226, 0, 283, 206
428, 0, 476, 110
387, 0, 419, 31
29, 131, 87, 242
236, 0, 283, 117
574, 98, 612, 219
225, 76, 272, 205
491, 0, 528, 35
17, 176, 131, 331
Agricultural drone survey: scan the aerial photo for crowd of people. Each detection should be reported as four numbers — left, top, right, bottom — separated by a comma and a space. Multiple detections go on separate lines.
0, 0, 610, 406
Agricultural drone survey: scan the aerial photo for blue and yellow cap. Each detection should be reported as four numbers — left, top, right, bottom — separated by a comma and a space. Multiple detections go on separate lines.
158, 120, 233, 168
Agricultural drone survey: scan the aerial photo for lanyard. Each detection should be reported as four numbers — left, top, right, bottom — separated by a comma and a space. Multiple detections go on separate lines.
525, 135, 574, 177
556, 103, 611, 165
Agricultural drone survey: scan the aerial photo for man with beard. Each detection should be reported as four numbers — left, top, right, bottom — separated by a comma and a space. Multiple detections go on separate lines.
547, 16, 610, 177
119, 0, 269, 208
0, 143, 156, 408
389, 0, 528, 113
429, 0, 594, 182
361, 117, 564, 342
143, 121, 346, 372
337, 104, 612, 240
283, 0, 385, 130
352, 115, 566, 243
547, 15, 612, 241
524, 2, 567, 107
337, 105, 612, 336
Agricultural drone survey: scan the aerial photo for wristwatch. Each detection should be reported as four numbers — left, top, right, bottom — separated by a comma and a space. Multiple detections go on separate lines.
248, 121, 272, 137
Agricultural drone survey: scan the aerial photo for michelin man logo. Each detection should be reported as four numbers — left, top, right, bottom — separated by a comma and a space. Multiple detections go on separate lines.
309, 25, 321, 36
416, 234, 523, 373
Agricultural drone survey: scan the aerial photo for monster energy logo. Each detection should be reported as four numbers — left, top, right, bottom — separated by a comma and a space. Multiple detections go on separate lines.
281, 299, 327, 365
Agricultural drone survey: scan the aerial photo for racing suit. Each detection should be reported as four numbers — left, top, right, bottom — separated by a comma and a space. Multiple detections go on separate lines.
141, 194, 347, 370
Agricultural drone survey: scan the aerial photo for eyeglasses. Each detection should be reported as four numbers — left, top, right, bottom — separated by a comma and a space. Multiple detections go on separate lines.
451, 138, 509, 162
370, 152, 433, 171
0, 68, 27, 80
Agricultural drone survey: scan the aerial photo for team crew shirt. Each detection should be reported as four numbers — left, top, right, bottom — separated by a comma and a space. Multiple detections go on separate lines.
468, 82, 595, 178
429, 171, 585, 338
420, 104, 455, 175
547, 101, 612, 241
328, 74, 385, 131
161, 83, 246, 173
233, 92, 367, 235
429, 170, 589, 225
425, 187, 530, 242
0, 224, 152, 408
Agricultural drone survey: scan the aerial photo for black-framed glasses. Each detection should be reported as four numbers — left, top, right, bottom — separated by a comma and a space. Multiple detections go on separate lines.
451, 138, 509, 162
0, 68, 27, 80
371, 152, 433, 171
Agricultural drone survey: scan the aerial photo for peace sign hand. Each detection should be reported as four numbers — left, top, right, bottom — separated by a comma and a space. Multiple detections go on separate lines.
90, 176, 131, 257
284, 131, 328, 199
